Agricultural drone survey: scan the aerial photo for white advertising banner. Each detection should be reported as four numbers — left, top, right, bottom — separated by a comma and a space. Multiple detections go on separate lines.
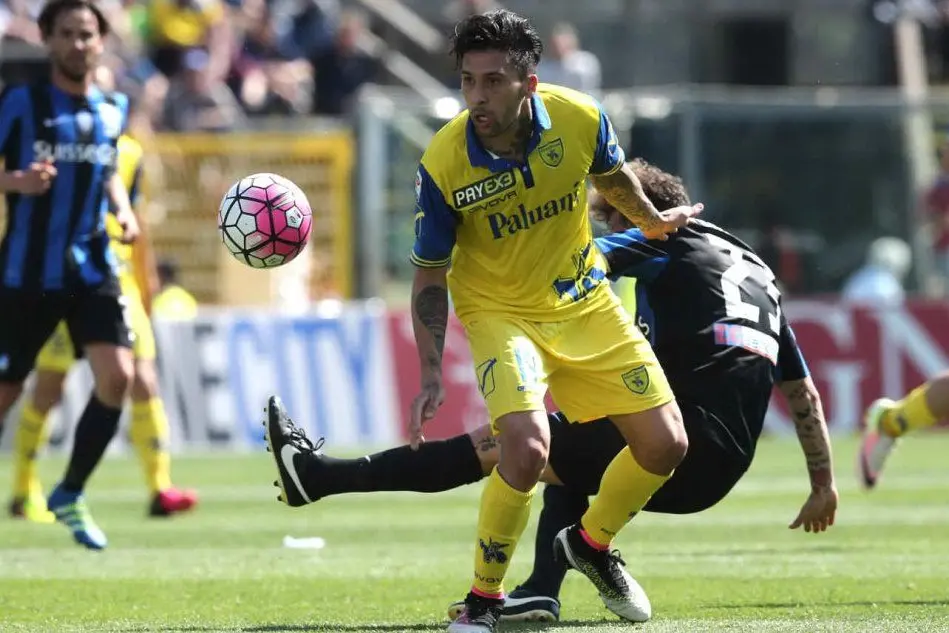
0, 301, 401, 454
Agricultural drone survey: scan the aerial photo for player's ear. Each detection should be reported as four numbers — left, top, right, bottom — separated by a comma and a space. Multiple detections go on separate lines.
525, 73, 538, 94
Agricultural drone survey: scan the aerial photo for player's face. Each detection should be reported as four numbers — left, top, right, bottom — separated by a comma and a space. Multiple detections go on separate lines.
460, 50, 536, 138
46, 8, 104, 83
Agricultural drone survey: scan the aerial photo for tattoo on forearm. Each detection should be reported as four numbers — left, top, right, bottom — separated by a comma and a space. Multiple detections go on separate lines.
788, 389, 833, 482
477, 436, 498, 453
414, 285, 448, 363
591, 169, 663, 231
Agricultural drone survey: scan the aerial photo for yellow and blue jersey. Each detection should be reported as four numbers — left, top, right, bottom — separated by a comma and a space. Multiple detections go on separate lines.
411, 83, 626, 321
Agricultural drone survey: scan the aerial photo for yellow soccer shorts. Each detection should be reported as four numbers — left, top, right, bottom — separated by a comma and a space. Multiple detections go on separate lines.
463, 292, 673, 430
34, 273, 156, 374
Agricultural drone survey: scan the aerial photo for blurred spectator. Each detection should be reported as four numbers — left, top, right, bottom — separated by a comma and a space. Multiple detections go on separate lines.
271, 0, 338, 61
229, 0, 314, 115
536, 22, 601, 94
146, 0, 231, 80
152, 258, 198, 320
310, 9, 379, 116
841, 237, 912, 305
0, 0, 46, 85
161, 47, 245, 131
441, 0, 501, 27
924, 135, 949, 282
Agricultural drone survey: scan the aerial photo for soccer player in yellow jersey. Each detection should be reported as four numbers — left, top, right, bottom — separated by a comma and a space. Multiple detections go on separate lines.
409, 11, 702, 631
9, 133, 198, 521
860, 371, 949, 489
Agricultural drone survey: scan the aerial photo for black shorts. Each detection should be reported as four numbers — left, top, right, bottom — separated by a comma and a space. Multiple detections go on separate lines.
547, 404, 753, 515
0, 277, 132, 383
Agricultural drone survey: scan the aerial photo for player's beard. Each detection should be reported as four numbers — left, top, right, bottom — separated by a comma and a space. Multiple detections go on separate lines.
479, 95, 528, 139
52, 54, 93, 84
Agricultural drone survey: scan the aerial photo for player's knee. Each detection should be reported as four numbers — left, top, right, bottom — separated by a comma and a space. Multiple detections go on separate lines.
495, 413, 550, 488
624, 404, 688, 475
31, 372, 66, 413
93, 362, 134, 408
502, 437, 548, 489
130, 360, 159, 401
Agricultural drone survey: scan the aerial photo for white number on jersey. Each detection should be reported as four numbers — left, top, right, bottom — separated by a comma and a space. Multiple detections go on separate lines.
704, 232, 781, 335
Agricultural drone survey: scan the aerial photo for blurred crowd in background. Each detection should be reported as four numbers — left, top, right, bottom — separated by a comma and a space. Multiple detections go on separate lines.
0, 0, 382, 133
4, 0, 949, 303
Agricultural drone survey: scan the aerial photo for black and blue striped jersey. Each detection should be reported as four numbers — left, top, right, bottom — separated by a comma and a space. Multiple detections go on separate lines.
0, 82, 128, 291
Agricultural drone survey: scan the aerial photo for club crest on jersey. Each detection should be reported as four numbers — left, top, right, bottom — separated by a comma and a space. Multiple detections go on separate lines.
97, 103, 124, 139
452, 170, 516, 210
537, 138, 564, 168
75, 111, 93, 135
622, 365, 650, 395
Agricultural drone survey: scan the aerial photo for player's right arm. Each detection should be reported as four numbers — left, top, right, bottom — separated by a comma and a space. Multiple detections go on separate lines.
775, 315, 838, 533
0, 87, 57, 197
408, 163, 457, 449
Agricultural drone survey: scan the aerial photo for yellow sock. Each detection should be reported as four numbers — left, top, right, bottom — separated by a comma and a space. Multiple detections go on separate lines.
130, 398, 172, 493
13, 403, 50, 498
882, 384, 938, 438
581, 447, 671, 548
471, 468, 535, 597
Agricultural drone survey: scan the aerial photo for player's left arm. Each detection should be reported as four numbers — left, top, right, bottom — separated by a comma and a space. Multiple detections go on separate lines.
594, 228, 669, 282
587, 106, 702, 239
775, 315, 838, 533
106, 170, 140, 244
128, 161, 160, 310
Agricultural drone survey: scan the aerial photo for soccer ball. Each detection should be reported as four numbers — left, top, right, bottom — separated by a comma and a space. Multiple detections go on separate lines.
217, 173, 313, 269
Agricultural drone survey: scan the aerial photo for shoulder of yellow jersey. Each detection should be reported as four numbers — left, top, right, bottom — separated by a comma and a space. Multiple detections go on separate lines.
418, 110, 471, 188
535, 82, 602, 133
420, 84, 603, 188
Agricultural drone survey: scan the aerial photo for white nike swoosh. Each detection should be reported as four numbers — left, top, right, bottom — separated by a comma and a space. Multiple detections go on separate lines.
505, 595, 556, 607
280, 443, 312, 503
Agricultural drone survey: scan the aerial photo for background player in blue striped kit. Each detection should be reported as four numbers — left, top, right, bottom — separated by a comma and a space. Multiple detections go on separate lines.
0, 0, 141, 550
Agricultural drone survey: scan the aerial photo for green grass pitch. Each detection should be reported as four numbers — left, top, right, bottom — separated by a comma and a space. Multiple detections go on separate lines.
0, 434, 947, 632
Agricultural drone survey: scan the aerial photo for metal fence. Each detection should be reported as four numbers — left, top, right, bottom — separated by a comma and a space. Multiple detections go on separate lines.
354, 84, 949, 303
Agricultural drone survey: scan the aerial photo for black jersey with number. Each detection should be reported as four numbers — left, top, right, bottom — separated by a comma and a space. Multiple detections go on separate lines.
594, 219, 810, 455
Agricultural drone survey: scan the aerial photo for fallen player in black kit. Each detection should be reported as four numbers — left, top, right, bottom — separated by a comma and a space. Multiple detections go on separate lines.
264, 159, 839, 623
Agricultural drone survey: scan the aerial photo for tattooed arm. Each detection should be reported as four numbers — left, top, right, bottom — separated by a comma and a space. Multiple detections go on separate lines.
779, 376, 839, 532
408, 265, 450, 448
590, 163, 665, 234
779, 377, 834, 487
412, 265, 449, 375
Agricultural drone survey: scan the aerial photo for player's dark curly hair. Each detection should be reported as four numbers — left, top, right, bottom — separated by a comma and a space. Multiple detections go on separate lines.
590, 159, 691, 221
450, 10, 543, 77
628, 158, 691, 210
38, 0, 110, 39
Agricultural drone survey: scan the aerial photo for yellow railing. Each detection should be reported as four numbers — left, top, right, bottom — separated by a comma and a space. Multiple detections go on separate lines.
142, 131, 354, 305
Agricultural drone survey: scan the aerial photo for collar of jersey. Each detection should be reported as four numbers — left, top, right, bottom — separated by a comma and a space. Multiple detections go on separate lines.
464, 92, 551, 172
50, 82, 104, 104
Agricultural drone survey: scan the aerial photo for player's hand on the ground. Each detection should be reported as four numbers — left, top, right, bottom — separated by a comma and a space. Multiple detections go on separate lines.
641, 203, 703, 241
15, 160, 57, 195
115, 208, 141, 244
789, 484, 838, 533
409, 376, 445, 450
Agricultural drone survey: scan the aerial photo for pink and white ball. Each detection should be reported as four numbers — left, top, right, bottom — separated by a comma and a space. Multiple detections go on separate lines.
217, 173, 312, 269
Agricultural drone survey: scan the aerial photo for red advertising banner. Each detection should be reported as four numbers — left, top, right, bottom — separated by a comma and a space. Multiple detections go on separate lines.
387, 300, 949, 440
